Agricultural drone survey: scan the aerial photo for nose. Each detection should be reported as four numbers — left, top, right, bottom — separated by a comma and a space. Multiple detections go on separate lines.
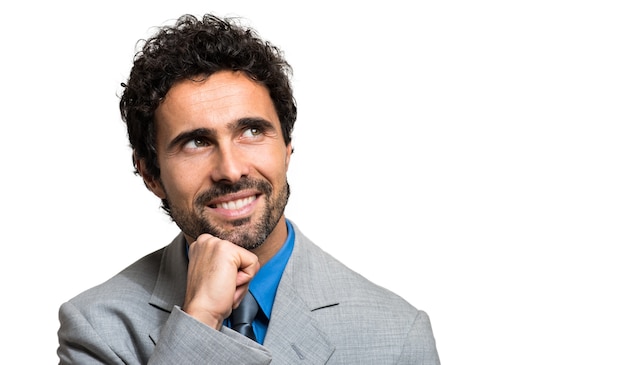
210, 144, 250, 183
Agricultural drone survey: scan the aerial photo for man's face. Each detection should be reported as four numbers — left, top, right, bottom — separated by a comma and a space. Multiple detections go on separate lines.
146, 71, 292, 250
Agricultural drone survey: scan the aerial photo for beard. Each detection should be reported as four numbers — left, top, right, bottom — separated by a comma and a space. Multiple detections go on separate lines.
166, 177, 290, 250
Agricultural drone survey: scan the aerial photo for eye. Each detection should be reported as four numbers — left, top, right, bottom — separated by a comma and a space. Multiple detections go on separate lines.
242, 127, 263, 138
183, 138, 209, 149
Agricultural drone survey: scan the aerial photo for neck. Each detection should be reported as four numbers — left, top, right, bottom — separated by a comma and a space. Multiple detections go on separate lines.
252, 216, 288, 266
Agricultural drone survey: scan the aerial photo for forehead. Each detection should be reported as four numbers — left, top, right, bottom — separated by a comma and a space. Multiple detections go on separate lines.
155, 71, 279, 133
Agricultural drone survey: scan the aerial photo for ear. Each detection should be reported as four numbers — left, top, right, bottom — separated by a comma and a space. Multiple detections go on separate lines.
135, 153, 166, 199
285, 143, 293, 170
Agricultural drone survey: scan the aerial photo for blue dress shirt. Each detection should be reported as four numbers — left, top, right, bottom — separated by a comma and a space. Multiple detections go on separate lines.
247, 219, 295, 343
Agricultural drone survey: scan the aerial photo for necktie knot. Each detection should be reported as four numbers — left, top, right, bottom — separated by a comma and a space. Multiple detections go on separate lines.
230, 291, 258, 341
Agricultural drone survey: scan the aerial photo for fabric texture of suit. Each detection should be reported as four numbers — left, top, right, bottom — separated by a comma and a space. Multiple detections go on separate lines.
58, 222, 440, 364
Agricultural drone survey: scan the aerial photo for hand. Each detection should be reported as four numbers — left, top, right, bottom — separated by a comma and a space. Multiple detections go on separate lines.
182, 233, 260, 329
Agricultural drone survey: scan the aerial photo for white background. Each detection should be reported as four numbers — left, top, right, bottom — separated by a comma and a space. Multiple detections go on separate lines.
1, 1, 624, 364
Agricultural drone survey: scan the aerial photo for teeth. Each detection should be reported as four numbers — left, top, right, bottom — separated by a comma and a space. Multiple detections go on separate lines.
217, 196, 255, 210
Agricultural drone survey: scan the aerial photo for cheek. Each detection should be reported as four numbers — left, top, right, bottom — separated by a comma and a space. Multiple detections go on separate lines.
259, 156, 290, 186
159, 162, 204, 202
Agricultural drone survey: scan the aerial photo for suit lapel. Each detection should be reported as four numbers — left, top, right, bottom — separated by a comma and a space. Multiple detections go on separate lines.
148, 233, 188, 343
263, 269, 336, 364
263, 224, 338, 363
150, 233, 188, 309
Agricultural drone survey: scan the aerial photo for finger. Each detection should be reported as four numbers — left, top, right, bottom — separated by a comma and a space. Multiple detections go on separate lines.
232, 283, 251, 309
235, 251, 260, 286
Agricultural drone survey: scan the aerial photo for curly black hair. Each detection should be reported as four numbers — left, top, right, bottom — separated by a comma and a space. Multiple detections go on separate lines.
119, 14, 297, 180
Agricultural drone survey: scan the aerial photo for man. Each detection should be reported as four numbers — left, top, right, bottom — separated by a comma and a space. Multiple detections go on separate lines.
57, 13, 440, 364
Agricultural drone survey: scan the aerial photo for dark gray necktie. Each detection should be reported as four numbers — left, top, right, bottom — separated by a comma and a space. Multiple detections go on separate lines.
230, 291, 258, 341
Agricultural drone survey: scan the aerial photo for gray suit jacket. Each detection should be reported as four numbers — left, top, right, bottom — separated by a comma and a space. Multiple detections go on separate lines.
58, 223, 440, 364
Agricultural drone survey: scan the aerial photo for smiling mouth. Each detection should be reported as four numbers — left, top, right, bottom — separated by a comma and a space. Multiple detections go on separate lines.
211, 195, 257, 210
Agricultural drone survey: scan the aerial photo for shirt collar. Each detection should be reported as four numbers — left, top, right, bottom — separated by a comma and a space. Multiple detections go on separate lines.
249, 219, 294, 320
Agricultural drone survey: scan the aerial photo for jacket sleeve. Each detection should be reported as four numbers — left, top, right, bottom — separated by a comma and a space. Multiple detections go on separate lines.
58, 302, 272, 365
57, 301, 128, 365
148, 307, 273, 365
397, 310, 441, 365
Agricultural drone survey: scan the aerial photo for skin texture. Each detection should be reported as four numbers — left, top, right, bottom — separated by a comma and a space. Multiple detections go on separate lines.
137, 70, 293, 329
